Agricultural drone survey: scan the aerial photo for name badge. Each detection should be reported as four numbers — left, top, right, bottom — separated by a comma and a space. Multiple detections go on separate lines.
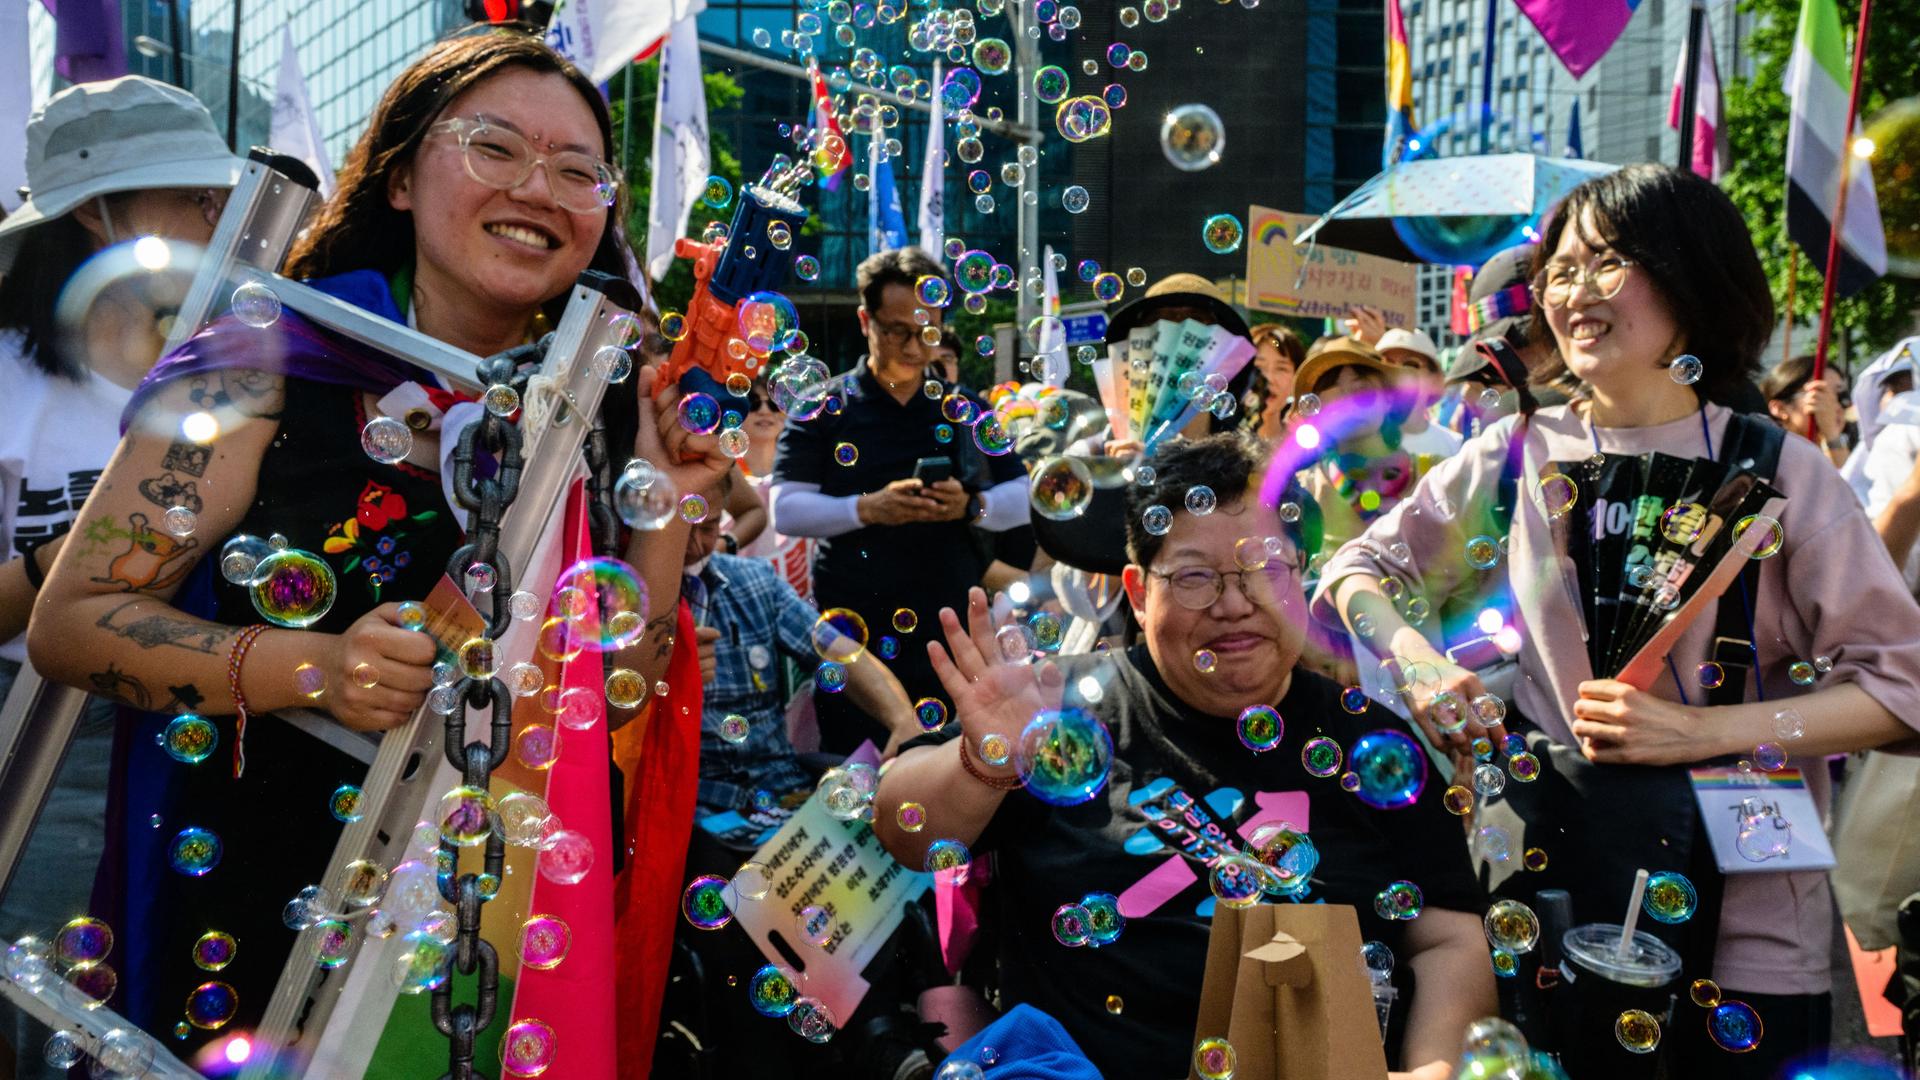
1688, 767, 1835, 874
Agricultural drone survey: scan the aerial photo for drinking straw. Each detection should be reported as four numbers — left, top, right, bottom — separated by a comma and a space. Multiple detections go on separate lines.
1617, 868, 1650, 960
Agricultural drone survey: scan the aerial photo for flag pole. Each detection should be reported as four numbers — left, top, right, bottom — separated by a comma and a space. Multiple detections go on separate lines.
1676, 0, 1705, 170
1782, 244, 1798, 369
1811, 0, 1873, 385
1478, 0, 1496, 153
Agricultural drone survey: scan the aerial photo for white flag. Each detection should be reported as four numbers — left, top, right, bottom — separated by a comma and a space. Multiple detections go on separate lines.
645, 16, 708, 281
270, 26, 334, 198
548, 0, 705, 89
1039, 243, 1067, 387
917, 59, 945, 261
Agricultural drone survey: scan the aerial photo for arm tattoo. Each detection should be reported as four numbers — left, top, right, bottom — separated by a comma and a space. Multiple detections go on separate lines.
96, 599, 234, 654
186, 371, 284, 420
85, 664, 208, 713
161, 441, 211, 478
136, 471, 204, 514
88, 513, 199, 593
87, 664, 152, 710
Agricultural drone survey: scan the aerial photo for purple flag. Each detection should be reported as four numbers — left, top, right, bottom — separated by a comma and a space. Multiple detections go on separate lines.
48, 0, 129, 83
1512, 0, 1640, 80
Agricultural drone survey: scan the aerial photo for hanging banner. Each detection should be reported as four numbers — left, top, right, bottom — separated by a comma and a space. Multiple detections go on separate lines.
1243, 207, 1418, 328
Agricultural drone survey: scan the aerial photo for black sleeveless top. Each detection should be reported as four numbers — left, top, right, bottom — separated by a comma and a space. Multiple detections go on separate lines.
103, 379, 464, 1056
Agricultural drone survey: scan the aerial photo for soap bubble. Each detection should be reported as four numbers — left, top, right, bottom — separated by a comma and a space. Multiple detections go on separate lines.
1014, 708, 1113, 806
1162, 104, 1225, 170
1208, 854, 1266, 909
1668, 354, 1703, 385
1143, 504, 1173, 535
1616, 1008, 1662, 1053
169, 826, 222, 876
538, 828, 594, 884
971, 38, 1012, 75
1643, 870, 1698, 924
1051, 903, 1091, 946
1029, 456, 1094, 520
1302, 735, 1343, 777
1690, 978, 1722, 1007
681, 875, 733, 930
1482, 899, 1540, 953
1062, 185, 1090, 213
738, 291, 800, 355
1201, 213, 1244, 254
230, 280, 283, 327
1194, 1036, 1237, 1080
1237, 704, 1283, 752
1032, 65, 1070, 103
1708, 1000, 1764, 1052
701, 176, 732, 209
1346, 729, 1428, 809
925, 838, 973, 882
915, 697, 948, 730
1733, 514, 1785, 558
250, 549, 336, 628
502, 1018, 558, 1077
162, 715, 218, 765
748, 964, 799, 1017
218, 534, 273, 585
1185, 485, 1217, 515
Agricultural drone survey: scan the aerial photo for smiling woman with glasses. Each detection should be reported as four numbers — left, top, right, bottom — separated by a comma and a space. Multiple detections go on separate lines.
1316, 163, 1920, 1077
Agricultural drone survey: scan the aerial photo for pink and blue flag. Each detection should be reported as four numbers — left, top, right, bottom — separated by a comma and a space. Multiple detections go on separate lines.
1513, 0, 1640, 80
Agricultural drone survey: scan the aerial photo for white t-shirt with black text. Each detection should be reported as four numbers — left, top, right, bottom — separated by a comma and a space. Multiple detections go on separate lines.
0, 332, 135, 662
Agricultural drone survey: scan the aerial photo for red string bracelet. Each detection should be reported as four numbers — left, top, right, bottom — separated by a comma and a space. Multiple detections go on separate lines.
225, 624, 271, 779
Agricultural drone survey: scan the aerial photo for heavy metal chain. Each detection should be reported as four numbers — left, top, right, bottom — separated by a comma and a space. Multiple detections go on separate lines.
434, 342, 537, 1080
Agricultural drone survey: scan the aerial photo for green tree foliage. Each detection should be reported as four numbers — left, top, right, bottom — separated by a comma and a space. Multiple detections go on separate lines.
608, 61, 745, 313
1723, 0, 1920, 367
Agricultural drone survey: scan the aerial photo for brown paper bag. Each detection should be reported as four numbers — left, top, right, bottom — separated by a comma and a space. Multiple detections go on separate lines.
1188, 904, 1389, 1080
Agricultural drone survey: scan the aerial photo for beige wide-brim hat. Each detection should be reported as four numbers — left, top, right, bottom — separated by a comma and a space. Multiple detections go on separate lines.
1103, 271, 1252, 343
0, 75, 244, 274
1292, 335, 1395, 399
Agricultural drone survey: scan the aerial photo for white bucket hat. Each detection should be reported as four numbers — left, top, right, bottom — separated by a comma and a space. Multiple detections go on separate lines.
0, 75, 244, 274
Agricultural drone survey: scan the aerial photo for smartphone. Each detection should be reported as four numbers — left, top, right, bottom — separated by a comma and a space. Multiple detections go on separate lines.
911, 456, 954, 484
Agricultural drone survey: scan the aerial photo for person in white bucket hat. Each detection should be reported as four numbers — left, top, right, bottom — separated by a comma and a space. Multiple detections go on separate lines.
0, 80, 241, 1076
0, 75, 242, 278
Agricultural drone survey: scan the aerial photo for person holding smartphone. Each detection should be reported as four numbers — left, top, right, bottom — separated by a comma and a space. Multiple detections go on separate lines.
769, 247, 1028, 753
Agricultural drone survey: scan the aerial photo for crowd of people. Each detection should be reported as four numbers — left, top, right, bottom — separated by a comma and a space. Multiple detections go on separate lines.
3, 27, 1919, 1080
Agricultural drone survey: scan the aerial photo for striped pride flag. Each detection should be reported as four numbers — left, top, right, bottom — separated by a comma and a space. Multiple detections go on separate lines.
1784, 0, 1885, 297
1383, 0, 1416, 166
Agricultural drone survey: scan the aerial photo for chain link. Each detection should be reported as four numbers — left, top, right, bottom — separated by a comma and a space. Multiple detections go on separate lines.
432, 342, 538, 1079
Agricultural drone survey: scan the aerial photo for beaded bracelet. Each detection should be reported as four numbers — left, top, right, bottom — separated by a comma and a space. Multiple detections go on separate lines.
225, 624, 271, 779
958, 735, 1022, 791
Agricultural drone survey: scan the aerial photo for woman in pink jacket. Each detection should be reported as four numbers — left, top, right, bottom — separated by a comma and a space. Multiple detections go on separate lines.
1313, 164, 1920, 1078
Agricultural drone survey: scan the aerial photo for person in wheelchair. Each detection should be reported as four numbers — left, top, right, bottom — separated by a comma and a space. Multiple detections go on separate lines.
660, 476, 943, 1078
683, 470, 923, 849
873, 435, 1495, 1079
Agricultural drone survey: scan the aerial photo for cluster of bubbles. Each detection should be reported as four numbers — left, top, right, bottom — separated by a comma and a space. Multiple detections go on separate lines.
1050, 891, 1125, 947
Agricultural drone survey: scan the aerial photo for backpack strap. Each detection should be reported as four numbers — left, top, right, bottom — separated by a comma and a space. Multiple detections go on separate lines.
1704, 412, 1786, 708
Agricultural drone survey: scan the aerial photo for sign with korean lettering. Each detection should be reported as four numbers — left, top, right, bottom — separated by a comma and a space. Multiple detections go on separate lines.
1243, 206, 1419, 329
731, 791, 931, 1023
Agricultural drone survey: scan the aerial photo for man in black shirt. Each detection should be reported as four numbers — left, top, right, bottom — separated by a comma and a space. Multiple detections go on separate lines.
874, 435, 1491, 1079
770, 247, 1028, 753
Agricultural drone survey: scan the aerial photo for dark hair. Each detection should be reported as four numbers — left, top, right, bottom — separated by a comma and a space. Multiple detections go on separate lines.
0, 197, 129, 380
937, 329, 961, 356
1761, 354, 1820, 404
285, 30, 641, 489
1241, 324, 1304, 428
1250, 322, 1304, 366
1526, 164, 1773, 408
855, 246, 945, 314
285, 29, 633, 321
1124, 434, 1320, 569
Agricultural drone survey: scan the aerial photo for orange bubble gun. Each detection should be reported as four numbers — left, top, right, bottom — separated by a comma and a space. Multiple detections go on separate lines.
660, 182, 810, 388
